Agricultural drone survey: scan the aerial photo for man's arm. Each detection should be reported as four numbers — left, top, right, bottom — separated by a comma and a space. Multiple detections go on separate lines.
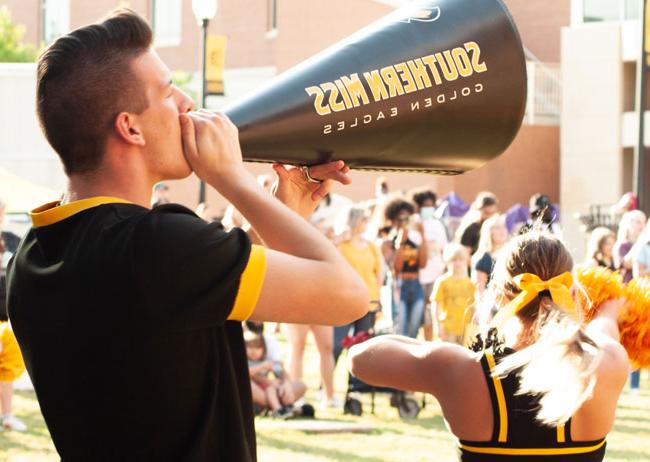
180, 110, 368, 326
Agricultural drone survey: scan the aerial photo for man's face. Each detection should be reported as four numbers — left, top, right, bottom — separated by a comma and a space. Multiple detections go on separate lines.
132, 49, 195, 181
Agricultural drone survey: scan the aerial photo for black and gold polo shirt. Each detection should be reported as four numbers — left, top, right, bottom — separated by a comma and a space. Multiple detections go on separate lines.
7, 197, 266, 461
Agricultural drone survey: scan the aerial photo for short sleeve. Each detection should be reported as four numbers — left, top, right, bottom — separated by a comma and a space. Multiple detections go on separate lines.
131, 205, 266, 329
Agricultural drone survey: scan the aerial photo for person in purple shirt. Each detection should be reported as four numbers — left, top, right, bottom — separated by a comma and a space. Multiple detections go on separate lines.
614, 210, 646, 284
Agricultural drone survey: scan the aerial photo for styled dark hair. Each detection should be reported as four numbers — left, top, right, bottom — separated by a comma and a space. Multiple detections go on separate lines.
384, 199, 415, 222
36, 9, 153, 175
412, 190, 437, 209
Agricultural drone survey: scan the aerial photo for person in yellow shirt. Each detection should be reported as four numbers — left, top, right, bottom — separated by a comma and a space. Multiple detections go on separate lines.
334, 206, 382, 363
431, 243, 475, 344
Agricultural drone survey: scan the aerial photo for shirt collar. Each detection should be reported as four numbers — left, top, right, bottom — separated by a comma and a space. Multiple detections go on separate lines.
30, 196, 133, 227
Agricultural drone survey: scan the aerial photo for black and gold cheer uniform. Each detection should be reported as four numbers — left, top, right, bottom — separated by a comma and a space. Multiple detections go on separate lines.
459, 350, 607, 461
7, 197, 266, 461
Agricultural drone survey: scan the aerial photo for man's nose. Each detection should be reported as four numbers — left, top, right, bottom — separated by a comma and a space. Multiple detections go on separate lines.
180, 95, 195, 113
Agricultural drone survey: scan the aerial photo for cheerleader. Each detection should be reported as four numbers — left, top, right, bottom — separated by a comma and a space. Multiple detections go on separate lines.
348, 231, 628, 460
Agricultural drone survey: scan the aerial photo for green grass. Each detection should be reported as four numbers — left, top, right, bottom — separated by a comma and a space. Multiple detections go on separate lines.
2, 336, 650, 461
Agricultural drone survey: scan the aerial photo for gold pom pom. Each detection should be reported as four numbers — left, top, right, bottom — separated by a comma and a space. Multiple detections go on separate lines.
620, 277, 650, 369
575, 266, 624, 323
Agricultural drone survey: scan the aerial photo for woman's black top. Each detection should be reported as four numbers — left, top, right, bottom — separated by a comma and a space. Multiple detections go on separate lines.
458, 350, 606, 461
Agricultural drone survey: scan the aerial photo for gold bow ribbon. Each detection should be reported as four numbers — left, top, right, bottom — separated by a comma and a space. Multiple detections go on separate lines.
494, 272, 575, 324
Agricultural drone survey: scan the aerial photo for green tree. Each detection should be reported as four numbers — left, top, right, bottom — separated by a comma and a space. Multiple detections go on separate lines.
0, 6, 37, 63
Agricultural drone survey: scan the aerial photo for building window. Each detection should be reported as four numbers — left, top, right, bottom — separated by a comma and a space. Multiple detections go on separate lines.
583, 0, 639, 23
624, 0, 640, 20
42, 0, 70, 45
267, 0, 277, 33
152, 0, 183, 47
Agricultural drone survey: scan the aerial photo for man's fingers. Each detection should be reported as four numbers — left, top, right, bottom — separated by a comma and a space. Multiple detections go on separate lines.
308, 160, 345, 178
315, 168, 351, 185
272, 163, 290, 181
311, 180, 333, 201
307, 161, 351, 185
179, 114, 198, 159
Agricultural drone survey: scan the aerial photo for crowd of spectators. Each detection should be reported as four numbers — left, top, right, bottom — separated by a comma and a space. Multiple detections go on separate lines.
233, 183, 645, 418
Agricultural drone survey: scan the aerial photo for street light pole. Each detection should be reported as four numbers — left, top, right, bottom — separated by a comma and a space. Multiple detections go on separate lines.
198, 17, 209, 204
635, 0, 648, 211
192, 0, 218, 206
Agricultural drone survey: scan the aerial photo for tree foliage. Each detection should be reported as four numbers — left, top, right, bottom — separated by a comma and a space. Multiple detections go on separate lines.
0, 6, 37, 63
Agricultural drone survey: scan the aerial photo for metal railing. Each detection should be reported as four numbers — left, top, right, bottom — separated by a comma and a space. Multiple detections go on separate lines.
525, 49, 561, 125
574, 204, 621, 232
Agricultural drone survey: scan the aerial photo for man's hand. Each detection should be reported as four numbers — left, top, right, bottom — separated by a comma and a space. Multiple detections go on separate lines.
272, 161, 351, 219
179, 110, 247, 187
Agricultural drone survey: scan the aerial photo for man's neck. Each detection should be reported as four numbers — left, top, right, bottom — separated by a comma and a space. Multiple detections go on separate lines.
65, 167, 154, 209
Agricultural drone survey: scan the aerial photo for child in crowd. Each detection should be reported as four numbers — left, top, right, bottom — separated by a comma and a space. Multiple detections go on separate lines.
431, 244, 475, 344
585, 227, 616, 270
245, 331, 307, 419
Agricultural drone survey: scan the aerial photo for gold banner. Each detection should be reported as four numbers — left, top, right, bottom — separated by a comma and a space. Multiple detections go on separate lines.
205, 35, 227, 95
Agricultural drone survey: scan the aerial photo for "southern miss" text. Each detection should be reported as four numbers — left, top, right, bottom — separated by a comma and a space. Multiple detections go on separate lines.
305, 41, 487, 116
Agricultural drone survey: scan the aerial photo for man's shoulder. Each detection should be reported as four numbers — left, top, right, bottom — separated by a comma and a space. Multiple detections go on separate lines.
131, 203, 210, 236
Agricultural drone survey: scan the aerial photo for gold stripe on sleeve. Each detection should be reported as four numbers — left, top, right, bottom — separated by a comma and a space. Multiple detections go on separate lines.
485, 353, 508, 443
459, 439, 606, 456
557, 423, 566, 443
228, 245, 267, 321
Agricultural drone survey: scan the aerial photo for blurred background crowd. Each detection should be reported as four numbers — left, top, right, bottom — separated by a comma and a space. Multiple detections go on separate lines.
156, 176, 650, 419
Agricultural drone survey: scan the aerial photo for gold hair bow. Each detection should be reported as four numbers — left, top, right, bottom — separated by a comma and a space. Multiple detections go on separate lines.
494, 272, 575, 324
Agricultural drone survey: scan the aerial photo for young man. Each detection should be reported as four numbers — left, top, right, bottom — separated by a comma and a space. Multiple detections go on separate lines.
7, 10, 368, 461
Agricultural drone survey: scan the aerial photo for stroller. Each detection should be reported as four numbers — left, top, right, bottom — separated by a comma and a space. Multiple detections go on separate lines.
340, 330, 421, 419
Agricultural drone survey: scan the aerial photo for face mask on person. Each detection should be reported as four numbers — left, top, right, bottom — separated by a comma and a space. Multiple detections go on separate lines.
420, 207, 435, 220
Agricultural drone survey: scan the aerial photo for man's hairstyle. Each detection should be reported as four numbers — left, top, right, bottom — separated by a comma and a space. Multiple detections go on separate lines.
36, 9, 153, 175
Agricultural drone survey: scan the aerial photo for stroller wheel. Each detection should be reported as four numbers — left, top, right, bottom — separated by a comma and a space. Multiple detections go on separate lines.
398, 398, 420, 420
344, 397, 363, 416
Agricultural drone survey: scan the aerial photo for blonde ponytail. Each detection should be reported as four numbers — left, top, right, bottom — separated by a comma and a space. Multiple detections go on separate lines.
492, 301, 602, 425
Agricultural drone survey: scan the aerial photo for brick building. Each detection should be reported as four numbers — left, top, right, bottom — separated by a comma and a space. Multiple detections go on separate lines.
2, 0, 565, 231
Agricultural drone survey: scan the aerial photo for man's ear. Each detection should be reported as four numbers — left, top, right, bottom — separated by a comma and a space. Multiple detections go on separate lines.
114, 112, 145, 146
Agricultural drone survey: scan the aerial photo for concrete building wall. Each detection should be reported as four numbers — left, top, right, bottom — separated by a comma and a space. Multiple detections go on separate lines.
561, 23, 623, 257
